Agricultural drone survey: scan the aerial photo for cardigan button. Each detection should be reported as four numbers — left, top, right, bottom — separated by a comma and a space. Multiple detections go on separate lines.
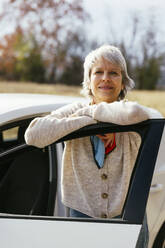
101, 213, 108, 218
101, 173, 108, 180
102, 193, 108, 199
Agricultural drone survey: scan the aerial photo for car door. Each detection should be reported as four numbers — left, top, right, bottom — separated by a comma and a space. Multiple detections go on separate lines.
0, 118, 164, 248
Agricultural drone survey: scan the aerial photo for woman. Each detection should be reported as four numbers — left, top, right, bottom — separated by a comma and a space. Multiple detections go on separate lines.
25, 45, 162, 247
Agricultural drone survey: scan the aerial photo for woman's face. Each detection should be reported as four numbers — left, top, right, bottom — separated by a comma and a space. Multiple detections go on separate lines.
90, 57, 123, 104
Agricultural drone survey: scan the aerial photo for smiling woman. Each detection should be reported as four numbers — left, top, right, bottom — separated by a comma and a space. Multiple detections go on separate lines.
25, 44, 163, 248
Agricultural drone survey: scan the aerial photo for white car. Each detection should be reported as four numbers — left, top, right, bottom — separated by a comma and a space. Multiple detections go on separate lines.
0, 93, 164, 248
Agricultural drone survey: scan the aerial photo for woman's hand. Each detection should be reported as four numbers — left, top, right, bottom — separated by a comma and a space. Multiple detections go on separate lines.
97, 133, 114, 148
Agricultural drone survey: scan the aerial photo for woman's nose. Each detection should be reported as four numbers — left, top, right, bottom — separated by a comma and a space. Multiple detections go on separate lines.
102, 72, 111, 81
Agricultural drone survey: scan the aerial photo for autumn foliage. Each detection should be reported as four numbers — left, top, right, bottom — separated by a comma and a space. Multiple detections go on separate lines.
0, 28, 22, 79
0, 0, 87, 83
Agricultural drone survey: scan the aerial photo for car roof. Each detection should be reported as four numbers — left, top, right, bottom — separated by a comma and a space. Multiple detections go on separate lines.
0, 93, 87, 126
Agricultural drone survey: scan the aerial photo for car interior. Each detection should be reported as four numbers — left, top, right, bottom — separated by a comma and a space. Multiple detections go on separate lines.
0, 120, 51, 216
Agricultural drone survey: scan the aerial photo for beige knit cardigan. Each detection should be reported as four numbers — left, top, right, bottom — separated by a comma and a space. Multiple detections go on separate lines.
25, 101, 162, 218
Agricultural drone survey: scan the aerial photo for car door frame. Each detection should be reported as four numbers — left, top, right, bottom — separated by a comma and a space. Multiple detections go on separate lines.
54, 118, 165, 224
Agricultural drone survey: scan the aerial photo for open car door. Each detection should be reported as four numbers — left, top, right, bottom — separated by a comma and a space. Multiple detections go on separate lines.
0, 119, 164, 248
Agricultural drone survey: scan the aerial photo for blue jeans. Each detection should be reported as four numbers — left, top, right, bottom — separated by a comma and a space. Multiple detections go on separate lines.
69, 209, 149, 248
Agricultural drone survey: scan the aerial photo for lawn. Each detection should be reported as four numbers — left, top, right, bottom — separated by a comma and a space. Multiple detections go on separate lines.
1, 81, 165, 116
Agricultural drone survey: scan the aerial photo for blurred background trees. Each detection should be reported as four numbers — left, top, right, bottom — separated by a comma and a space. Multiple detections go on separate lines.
0, 0, 164, 90
104, 10, 165, 90
0, 0, 88, 85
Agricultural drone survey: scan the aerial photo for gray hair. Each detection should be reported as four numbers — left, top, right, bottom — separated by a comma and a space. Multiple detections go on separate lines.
82, 44, 135, 100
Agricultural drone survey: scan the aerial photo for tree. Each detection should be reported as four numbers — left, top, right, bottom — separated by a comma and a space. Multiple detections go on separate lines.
130, 13, 164, 89
0, 27, 22, 80
54, 31, 87, 85
0, 28, 46, 82
14, 34, 46, 82
103, 8, 165, 89
0, 0, 88, 82
59, 55, 83, 85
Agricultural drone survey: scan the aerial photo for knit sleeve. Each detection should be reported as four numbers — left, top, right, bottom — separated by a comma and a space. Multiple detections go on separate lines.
24, 102, 97, 148
75, 101, 163, 125
50, 101, 87, 118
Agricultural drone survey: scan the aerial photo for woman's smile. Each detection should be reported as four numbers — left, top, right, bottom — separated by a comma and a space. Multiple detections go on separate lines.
98, 84, 114, 90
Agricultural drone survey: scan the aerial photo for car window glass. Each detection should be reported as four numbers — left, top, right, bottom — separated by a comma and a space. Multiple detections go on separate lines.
154, 126, 165, 170
3, 127, 18, 141
0, 123, 29, 152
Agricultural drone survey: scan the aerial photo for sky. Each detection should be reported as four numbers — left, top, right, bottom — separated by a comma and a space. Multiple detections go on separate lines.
0, 0, 165, 46
82, 0, 165, 44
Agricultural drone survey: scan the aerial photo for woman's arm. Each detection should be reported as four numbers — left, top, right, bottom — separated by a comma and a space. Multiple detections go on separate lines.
50, 102, 87, 118
25, 102, 96, 148
75, 101, 163, 125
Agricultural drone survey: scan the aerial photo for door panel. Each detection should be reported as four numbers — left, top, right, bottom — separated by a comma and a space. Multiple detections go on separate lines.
0, 218, 141, 248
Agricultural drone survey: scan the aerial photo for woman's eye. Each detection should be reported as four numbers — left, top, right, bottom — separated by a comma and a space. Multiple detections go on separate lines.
95, 71, 102, 74
110, 71, 118, 75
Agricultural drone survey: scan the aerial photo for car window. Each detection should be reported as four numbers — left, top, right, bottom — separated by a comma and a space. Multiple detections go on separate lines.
3, 127, 19, 141
154, 127, 165, 170
0, 119, 32, 151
